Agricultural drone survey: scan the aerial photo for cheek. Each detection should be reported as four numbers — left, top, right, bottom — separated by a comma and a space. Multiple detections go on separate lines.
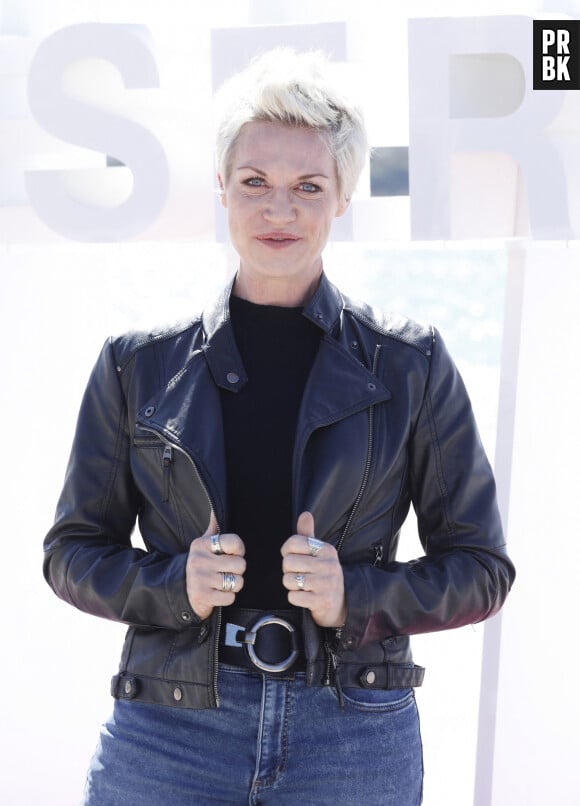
228, 196, 256, 222
315, 210, 336, 238
304, 206, 329, 232
226, 202, 246, 232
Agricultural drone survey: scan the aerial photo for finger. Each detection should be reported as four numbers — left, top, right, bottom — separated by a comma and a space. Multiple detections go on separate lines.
213, 554, 247, 575
206, 532, 246, 557
189, 539, 246, 568
186, 556, 246, 587
195, 585, 242, 615
281, 535, 333, 560
213, 571, 245, 594
281, 535, 318, 557
296, 510, 315, 538
282, 554, 317, 574
286, 589, 314, 609
282, 572, 310, 592
187, 541, 246, 578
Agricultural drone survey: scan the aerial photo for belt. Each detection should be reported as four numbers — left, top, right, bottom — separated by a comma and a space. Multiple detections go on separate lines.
218, 608, 425, 689
219, 608, 305, 674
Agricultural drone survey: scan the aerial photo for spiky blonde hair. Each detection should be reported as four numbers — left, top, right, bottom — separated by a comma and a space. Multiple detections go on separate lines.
214, 48, 368, 201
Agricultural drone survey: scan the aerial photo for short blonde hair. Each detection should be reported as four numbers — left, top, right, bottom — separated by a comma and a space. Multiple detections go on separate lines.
214, 48, 368, 201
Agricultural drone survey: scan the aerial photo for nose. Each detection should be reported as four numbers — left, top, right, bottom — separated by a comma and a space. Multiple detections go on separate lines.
262, 189, 297, 224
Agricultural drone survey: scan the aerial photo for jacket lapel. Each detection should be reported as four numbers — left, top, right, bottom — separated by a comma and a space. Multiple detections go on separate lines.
293, 335, 391, 530
296, 273, 391, 462
296, 334, 391, 445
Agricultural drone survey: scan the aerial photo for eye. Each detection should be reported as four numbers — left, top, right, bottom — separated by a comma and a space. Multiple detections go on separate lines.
299, 182, 321, 193
244, 177, 265, 187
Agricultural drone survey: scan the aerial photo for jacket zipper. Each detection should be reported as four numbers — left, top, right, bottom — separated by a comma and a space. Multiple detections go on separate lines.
137, 424, 223, 707
336, 344, 381, 555
324, 344, 381, 689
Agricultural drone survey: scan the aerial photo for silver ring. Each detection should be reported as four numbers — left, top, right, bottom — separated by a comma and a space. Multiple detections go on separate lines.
221, 572, 236, 593
210, 534, 225, 555
295, 573, 305, 591
307, 537, 324, 556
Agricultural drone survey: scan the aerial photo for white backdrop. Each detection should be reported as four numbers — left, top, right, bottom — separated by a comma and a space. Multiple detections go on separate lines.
1, 2, 579, 804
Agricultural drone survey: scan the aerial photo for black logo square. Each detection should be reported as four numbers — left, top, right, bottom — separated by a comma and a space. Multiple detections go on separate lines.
533, 20, 580, 90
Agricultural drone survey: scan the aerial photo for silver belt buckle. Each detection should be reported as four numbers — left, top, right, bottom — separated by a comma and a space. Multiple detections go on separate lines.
224, 615, 299, 673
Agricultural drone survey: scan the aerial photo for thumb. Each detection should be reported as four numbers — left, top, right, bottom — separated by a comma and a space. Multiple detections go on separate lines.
296, 510, 315, 538
203, 510, 219, 537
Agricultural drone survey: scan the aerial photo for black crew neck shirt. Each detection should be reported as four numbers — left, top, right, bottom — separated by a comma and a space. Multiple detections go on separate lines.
220, 295, 322, 610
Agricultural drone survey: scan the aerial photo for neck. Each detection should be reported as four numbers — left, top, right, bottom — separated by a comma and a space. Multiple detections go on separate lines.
232, 268, 322, 307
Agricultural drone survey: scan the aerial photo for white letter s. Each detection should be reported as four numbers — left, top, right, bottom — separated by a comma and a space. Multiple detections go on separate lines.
26, 23, 169, 241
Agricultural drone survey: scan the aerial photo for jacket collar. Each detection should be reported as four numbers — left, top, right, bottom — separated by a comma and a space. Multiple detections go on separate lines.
200, 271, 345, 392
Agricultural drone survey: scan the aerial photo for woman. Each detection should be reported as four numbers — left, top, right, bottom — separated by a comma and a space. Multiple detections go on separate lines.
43, 49, 515, 805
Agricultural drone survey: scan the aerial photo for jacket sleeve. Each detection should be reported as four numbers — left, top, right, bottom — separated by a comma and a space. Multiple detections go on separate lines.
43, 339, 198, 630
341, 329, 515, 648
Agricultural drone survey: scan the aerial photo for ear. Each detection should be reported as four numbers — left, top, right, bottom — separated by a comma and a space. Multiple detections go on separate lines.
335, 194, 350, 218
217, 174, 227, 208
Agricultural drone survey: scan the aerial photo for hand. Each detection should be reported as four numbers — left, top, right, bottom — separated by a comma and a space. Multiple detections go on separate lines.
281, 511, 346, 628
185, 511, 246, 620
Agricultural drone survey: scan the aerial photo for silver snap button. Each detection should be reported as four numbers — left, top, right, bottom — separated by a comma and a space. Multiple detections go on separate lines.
367, 383, 376, 391
181, 611, 192, 622
124, 680, 133, 695
365, 670, 376, 686
226, 372, 239, 384
144, 406, 155, 417
173, 687, 183, 702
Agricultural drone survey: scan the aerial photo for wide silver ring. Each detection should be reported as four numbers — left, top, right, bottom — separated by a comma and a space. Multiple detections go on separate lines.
295, 573, 305, 591
221, 572, 236, 593
210, 534, 225, 555
307, 537, 324, 556
246, 616, 298, 673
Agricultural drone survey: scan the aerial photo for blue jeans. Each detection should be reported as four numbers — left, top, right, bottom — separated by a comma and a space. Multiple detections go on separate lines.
83, 664, 423, 805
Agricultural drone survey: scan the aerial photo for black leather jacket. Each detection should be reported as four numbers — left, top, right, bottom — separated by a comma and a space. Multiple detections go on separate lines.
43, 273, 515, 709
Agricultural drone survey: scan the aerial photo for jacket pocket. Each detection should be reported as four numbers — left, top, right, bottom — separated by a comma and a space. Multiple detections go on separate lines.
133, 433, 173, 504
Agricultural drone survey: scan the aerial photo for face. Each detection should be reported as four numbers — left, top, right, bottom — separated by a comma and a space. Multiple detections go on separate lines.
219, 121, 348, 304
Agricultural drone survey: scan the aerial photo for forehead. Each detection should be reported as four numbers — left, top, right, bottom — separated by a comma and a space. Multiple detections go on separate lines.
230, 121, 335, 175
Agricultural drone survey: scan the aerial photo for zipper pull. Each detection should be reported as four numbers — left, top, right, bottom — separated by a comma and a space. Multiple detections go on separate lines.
162, 445, 173, 503
373, 543, 384, 567
323, 640, 335, 686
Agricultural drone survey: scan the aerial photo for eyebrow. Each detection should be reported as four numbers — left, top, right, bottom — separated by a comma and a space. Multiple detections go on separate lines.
235, 165, 330, 180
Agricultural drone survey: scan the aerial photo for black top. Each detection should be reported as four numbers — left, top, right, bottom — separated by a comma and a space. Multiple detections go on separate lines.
220, 294, 322, 609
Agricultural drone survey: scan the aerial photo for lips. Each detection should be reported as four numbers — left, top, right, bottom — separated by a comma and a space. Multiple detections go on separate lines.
256, 232, 301, 246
